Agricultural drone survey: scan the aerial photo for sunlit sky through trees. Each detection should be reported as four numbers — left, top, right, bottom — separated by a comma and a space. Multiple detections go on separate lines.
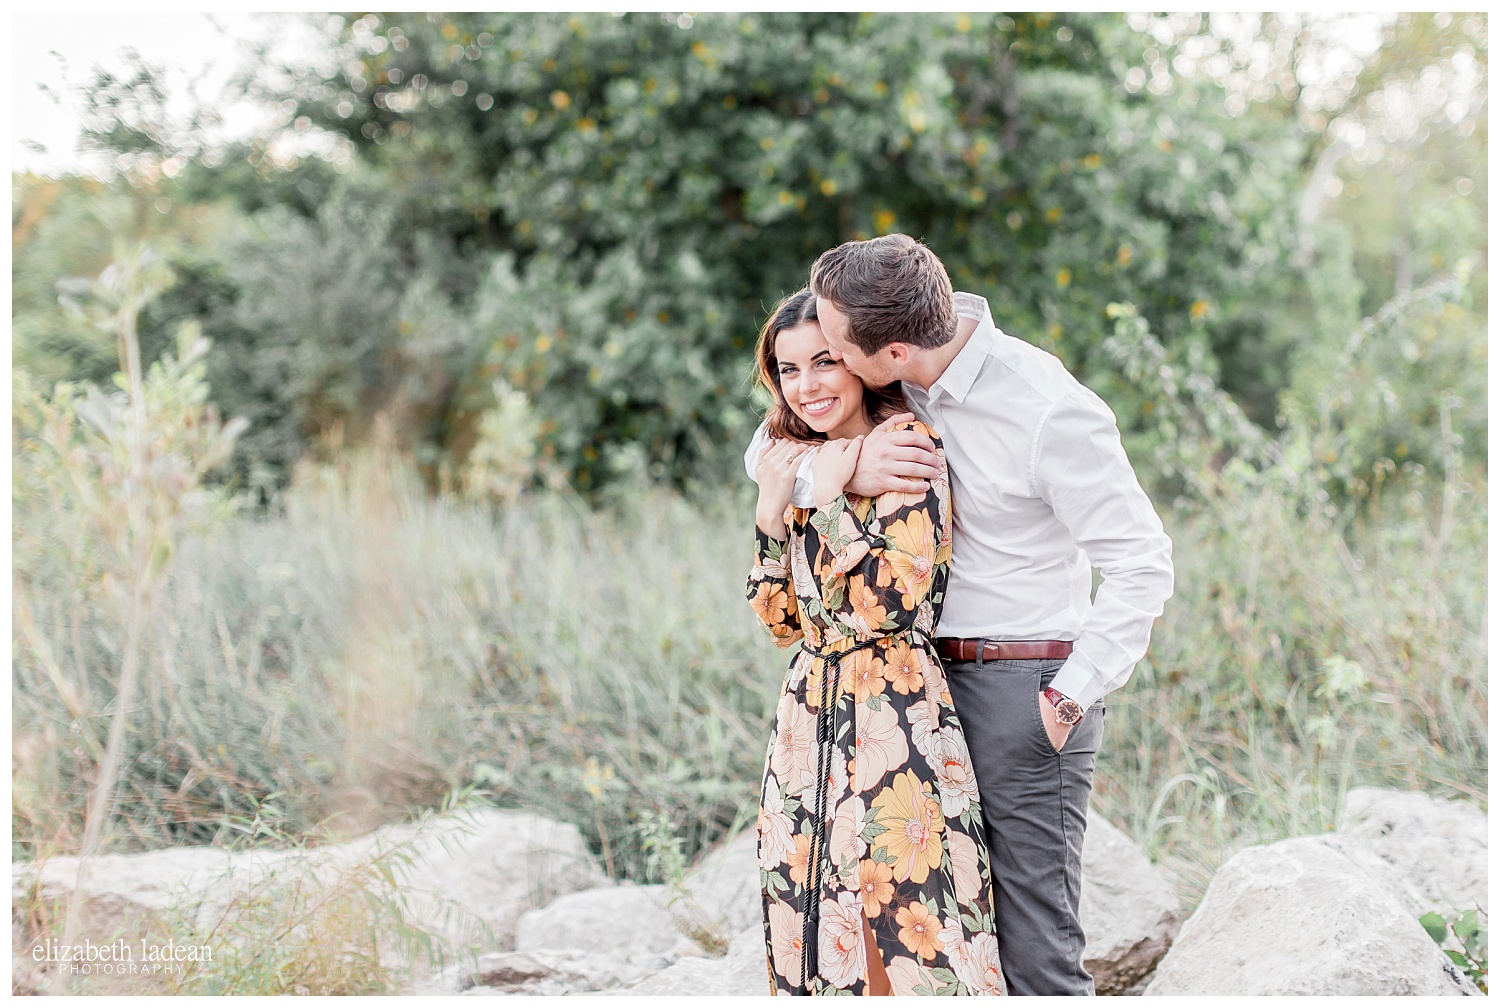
13, 11, 1453, 180
12, 12, 325, 177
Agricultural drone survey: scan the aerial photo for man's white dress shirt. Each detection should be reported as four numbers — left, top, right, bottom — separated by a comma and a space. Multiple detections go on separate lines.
744, 291, 1174, 712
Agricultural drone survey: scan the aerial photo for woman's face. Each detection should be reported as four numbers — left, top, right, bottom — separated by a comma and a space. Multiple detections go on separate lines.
774, 321, 866, 437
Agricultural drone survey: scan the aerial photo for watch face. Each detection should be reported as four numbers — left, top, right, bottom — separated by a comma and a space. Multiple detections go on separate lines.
1055, 699, 1084, 725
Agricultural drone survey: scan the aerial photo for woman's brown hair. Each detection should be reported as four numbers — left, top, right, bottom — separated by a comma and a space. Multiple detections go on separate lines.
753, 289, 907, 443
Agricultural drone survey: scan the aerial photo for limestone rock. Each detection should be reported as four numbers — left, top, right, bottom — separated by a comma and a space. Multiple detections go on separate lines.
340, 807, 608, 951
1080, 809, 1182, 994
1143, 835, 1480, 995
612, 925, 769, 996
681, 829, 760, 936
420, 948, 667, 995
514, 883, 693, 958
11, 845, 294, 935
1338, 787, 1487, 917
12, 808, 605, 960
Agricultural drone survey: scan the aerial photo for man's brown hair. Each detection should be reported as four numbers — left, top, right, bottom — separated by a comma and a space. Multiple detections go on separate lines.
809, 234, 956, 355
753, 289, 906, 442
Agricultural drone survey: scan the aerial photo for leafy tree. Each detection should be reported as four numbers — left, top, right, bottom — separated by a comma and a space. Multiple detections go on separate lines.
219, 12, 1300, 487
26, 13, 1480, 493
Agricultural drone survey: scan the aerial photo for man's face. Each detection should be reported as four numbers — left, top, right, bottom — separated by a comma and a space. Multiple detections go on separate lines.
816, 296, 902, 388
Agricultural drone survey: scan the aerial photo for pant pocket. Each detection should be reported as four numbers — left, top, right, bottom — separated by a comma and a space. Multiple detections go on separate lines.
1032, 662, 1069, 755
1029, 668, 1062, 755
1061, 703, 1106, 756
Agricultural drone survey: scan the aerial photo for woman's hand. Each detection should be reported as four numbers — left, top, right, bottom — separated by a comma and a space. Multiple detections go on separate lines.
755, 439, 812, 537
811, 437, 864, 508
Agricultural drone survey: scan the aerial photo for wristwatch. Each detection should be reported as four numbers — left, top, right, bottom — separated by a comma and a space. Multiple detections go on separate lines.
1043, 687, 1085, 726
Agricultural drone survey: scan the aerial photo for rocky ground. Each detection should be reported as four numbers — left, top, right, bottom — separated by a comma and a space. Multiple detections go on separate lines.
12, 788, 1486, 995
1142, 787, 1486, 996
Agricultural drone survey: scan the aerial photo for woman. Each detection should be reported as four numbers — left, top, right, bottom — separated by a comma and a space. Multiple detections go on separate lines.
746, 290, 1001, 996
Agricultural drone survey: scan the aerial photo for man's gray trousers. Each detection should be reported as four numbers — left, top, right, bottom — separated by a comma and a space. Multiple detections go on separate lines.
944, 656, 1107, 996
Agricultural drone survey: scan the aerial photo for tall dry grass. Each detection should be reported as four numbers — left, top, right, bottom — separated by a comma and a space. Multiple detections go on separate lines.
11, 251, 1487, 994
14, 428, 1485, 907
13, 427, 781, 876
1093, 469, 1487, 900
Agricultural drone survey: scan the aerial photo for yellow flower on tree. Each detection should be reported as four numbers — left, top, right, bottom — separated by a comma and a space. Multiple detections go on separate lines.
870, 770, 944, 884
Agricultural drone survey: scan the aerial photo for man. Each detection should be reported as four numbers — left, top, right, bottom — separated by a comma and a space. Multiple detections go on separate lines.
745, 234, 1174, 995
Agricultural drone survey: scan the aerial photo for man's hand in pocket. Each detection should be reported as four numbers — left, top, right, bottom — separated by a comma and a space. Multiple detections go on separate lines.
1038, 692, 1073, 752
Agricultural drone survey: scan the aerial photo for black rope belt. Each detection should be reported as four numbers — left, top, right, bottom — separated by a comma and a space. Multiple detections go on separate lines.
795, 629, 931, 990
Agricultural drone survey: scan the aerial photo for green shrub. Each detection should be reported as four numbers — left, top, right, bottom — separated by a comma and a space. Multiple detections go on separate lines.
1420, 908, 1487, 994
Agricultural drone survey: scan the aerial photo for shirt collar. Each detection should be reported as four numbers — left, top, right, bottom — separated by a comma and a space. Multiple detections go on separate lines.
927, 292, 998, 404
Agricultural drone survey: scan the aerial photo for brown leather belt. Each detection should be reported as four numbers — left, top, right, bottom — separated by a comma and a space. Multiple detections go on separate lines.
934, 638, 1075, 662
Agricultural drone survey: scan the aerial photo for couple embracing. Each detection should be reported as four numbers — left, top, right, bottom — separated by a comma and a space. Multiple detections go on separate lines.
744, 235, 1174, 996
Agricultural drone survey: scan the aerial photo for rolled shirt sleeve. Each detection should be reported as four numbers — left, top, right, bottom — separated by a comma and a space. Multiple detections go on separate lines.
1033, 389, 1175, 711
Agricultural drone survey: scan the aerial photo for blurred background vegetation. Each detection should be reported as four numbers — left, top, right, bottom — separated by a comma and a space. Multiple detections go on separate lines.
11, 9, 1488, 942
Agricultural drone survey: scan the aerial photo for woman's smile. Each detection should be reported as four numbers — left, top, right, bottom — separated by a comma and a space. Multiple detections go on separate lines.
774, 320, 870, 440
800, 395, 840, 418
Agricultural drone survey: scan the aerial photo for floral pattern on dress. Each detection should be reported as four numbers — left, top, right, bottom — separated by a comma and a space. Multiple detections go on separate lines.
747, 421, 998, 996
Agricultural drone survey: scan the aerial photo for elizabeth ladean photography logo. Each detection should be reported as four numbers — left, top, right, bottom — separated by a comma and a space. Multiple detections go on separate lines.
32, 936, 213, 975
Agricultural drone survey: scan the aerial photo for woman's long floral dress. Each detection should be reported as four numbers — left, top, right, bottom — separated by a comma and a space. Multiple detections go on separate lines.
747, 421, 1001, 996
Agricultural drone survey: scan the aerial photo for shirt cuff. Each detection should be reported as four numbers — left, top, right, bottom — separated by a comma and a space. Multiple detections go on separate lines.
1048, 660, 1106, 712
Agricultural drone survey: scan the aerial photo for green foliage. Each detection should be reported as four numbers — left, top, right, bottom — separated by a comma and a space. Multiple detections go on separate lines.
638, 808, 731, 955
1100, 300, 1272, 499
12, 177, 211, 389
1101, 236, 1481, 515
14, 247, 247, 620
13, 427, 1486, 906
458, 378, 544, 504
1278, 241, 1486, 495
27, 13, 1325, 492
12, 242, 252, 992
17, 14, 1484, 502
12, 177, 121, 387
1420, 909, 1488, 993
1095, 463, 1486, 901
287, 12, 1305, 487
146, 176, 479, 498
